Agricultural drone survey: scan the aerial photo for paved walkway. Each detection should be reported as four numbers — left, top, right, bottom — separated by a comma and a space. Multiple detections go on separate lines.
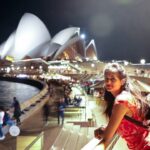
0, 84, 128, 150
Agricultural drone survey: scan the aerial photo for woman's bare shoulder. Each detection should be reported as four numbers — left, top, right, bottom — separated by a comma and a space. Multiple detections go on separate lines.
116, 91, 132, 100
115, 91, 135, 106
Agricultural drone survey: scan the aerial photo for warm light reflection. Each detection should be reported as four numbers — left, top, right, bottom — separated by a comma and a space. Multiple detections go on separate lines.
93, 56, 97, 60
91, 63, 95, 67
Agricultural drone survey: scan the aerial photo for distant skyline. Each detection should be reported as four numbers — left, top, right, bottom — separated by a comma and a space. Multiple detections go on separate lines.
0, 0, 150, 63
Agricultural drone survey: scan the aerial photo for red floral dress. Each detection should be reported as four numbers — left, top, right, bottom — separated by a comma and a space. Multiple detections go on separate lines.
114, 92, 150, 150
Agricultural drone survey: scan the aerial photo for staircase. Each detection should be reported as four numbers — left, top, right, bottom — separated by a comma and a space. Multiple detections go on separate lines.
50, 124, 96, 150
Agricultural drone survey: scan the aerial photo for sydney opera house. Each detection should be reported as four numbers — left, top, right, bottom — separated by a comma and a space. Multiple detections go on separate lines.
0, 12, 101, 80
0, 13, 148, 77
0, 13, 97, 62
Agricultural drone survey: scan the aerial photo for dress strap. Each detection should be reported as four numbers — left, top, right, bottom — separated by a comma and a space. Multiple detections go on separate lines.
124, 115, 148, 129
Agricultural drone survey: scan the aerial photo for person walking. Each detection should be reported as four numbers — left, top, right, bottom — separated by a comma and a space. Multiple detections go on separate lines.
43, 103, 50, 123
0, 107, 5, 140
12, 97, 21, 125
57, 98, 66, 125
3, 108, 15, 126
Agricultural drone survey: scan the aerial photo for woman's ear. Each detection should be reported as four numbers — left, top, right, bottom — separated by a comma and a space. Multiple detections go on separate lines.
121, 79, 126, 86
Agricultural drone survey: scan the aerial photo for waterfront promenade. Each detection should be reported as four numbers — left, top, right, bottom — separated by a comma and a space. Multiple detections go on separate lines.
3, 72, 150, 150
0, 81, 130, 150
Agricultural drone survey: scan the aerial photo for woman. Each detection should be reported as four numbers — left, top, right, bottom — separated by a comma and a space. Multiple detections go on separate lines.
94, 63, 150, 150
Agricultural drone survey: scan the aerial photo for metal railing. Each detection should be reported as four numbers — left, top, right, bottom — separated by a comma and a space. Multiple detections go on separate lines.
24, 132, 44, 150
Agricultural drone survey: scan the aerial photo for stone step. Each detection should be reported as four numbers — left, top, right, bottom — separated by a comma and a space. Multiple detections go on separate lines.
75, 134, 89, 150
43, 126, 62, 150
50, 125, 73, 150
63, 125, 80, 150
63, 131, 79, 150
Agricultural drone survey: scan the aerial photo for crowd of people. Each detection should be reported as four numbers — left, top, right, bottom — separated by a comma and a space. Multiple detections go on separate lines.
0, 97, 21, 140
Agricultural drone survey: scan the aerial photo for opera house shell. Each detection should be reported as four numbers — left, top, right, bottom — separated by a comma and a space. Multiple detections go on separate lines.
0, 13, 97, 61
86, 39, 97, 60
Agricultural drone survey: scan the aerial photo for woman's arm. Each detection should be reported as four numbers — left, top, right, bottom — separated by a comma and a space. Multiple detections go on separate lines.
96, 103, 129, 149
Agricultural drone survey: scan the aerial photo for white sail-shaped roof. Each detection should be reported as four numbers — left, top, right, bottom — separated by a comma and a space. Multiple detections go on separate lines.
86, 39, 97, 60
0, 15, 97, 61
53, 36, 85, 60
0, 41, 6, 57
51, 27, 80, 45
9, 13, 51, 60
47, 43, 61, 56
1, 31, 16, 59
27, 40, 51, 58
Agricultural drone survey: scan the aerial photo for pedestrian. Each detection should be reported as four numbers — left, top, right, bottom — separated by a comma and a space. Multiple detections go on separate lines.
43, 103, 50, 123
12, 97, 21, 125
57, 98, 66, 125
94, 63, 150, 150
3, 108, 15, 126
0, 107, 5, 140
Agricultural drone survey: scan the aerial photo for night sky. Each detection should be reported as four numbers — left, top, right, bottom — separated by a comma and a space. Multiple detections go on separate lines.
0, 0, 150, 63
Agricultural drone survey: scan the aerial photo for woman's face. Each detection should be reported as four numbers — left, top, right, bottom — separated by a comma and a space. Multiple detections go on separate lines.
104, 71, 124, 96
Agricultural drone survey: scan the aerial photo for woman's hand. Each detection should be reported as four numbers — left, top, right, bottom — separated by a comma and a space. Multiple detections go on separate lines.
94, 127, 105, 139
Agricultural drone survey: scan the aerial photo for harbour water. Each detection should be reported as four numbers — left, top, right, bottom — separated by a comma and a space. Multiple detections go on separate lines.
0, 81, 40, 106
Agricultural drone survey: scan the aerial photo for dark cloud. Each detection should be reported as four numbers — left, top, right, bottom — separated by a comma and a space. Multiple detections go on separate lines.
0, 0, 150, 63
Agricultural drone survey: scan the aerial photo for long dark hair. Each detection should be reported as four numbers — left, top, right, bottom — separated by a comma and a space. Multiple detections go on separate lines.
103, 63, 149, 119
104, 90, 115, 117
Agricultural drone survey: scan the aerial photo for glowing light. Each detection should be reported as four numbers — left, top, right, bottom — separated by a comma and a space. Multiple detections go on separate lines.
124, 61, 129, 66
86, 57, 89, 61
91, 63, 95, 67
140, 59, 146, 65
80, 34, 86, 39
75, 64, 79, 68
5, 55, 14, 62
17, 67, 20, 70
39, 65, 43, 69
31, 66, 34, 69
17, 74, 28, 78
6, 67, 11, 73
93, 56, 97, 60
